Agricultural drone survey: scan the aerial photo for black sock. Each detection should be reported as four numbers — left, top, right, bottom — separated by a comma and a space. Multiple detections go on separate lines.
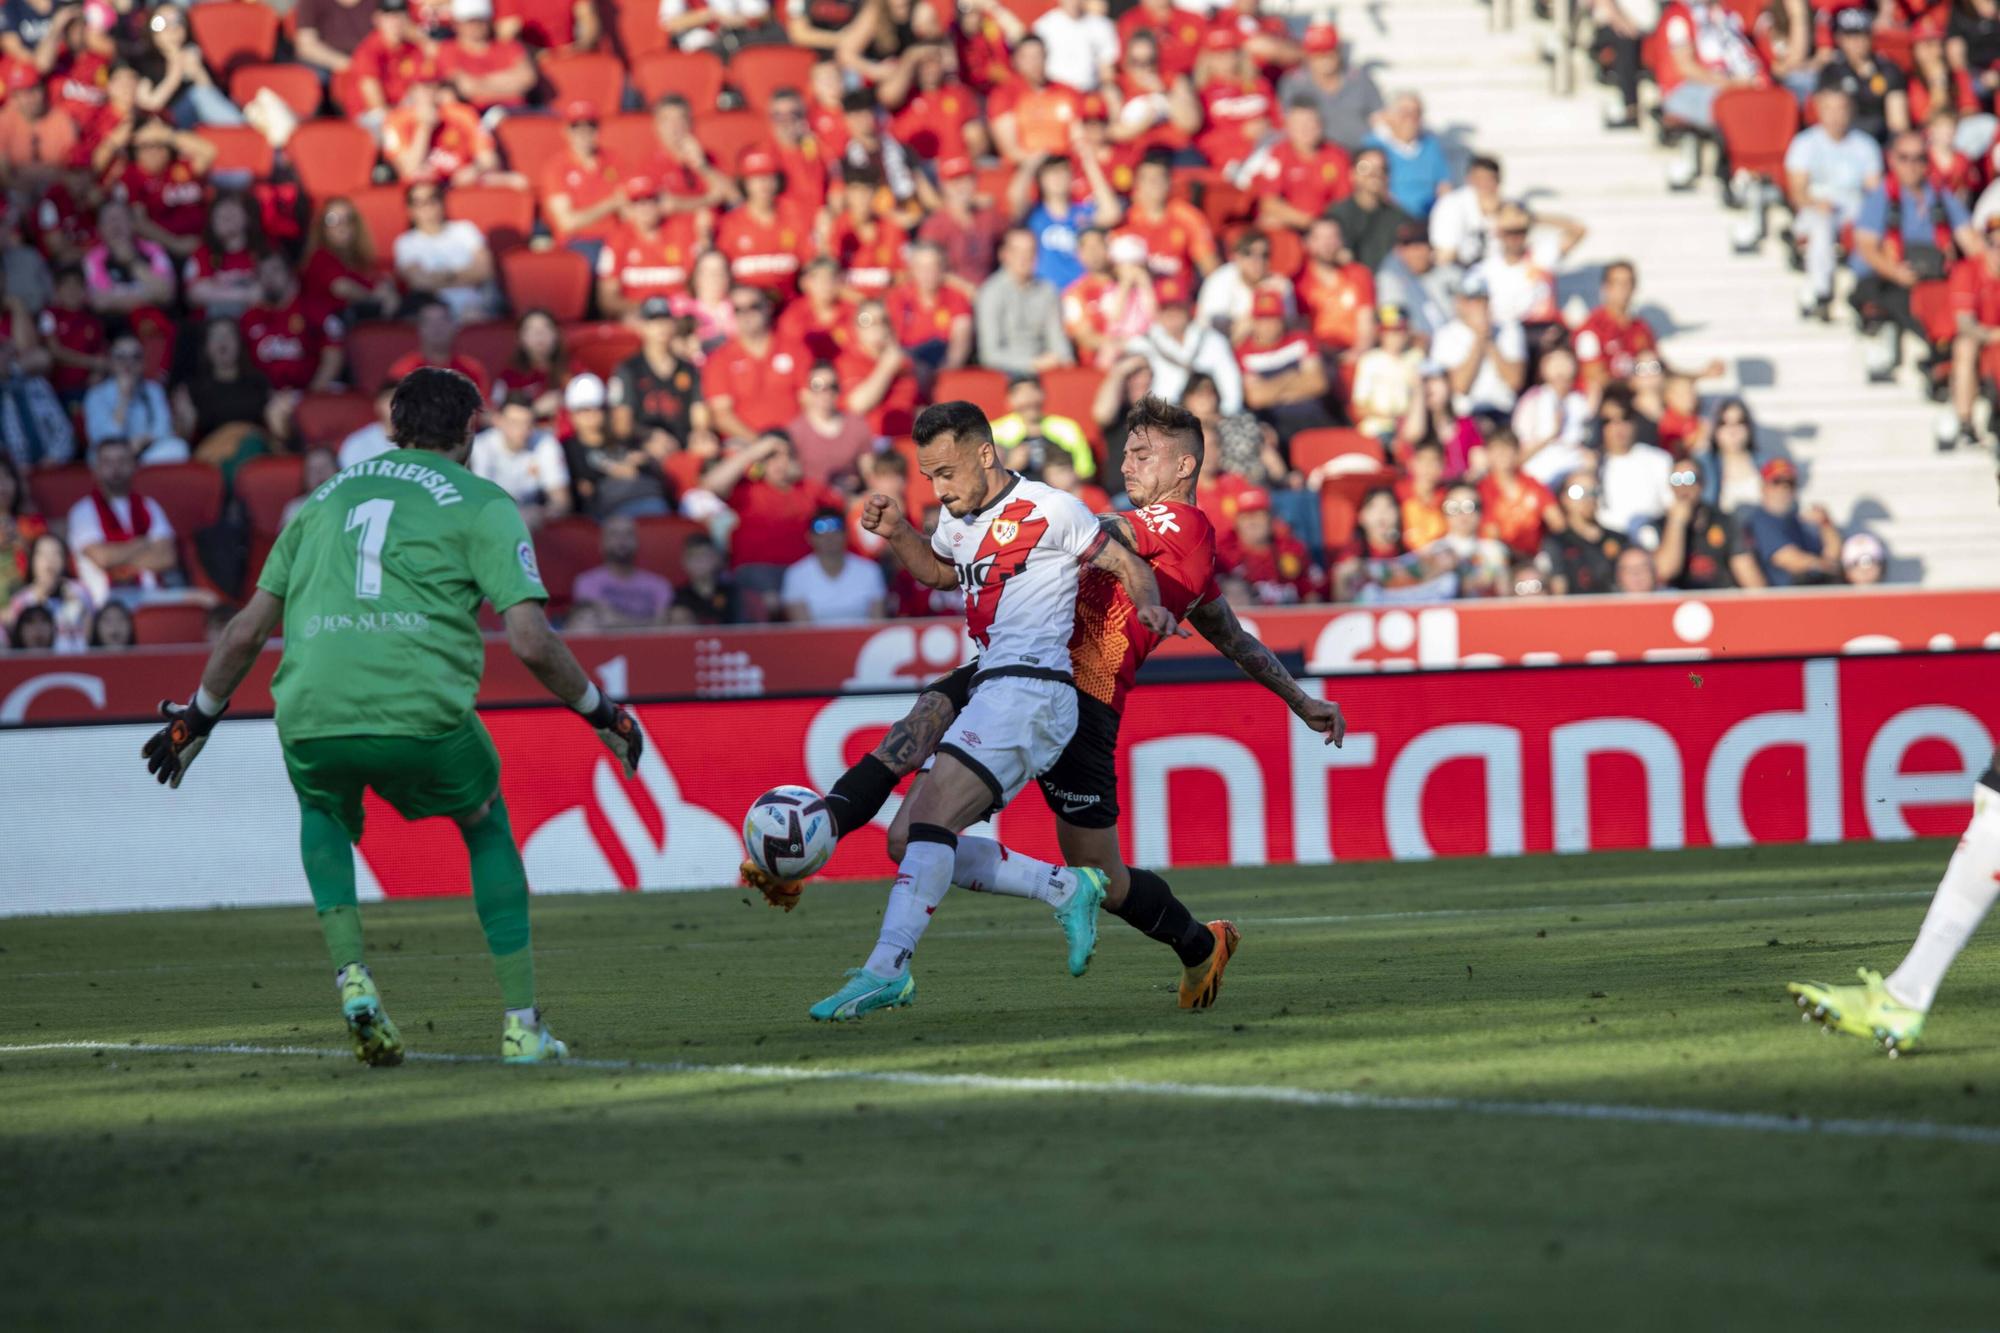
1110, 868, 1214, 967
825, 754, 899, 838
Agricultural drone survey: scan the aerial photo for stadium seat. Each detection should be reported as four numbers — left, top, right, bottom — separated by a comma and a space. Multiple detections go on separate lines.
1201, 181, 1255, 231
531, 516, 605, 607
229, 62, 324, 120
1318, 467, 1393, 551
28, 463, 95, 524
189, 2, 279, 80
1000, 0, 1056, 26
345, 323, 421, 395
1261, 227, 1304, 278
693, 110, 769, 172
1873, 26, 1914, 74
1291, 428, 1384, 481
234, 455, 306, 539
564, 321, 642, 379
132, 602, 214, 646
634, 515, 704, 584
1713, 88, 1799, 184
1911, 281, 1955, 349
500, 250, 592, 323
932, 367, 1010, 419
134, 465, 226, 586
456, 321, 519, 377
295, 391, 376, 446
1039, 365, 1106, 447
196, 125, 274, 182
287, 121, 378, 203
347, 185, 410, 259
601, 113, 660, 171
541, 51, 627, 116
445, 185, 537, 254
613, 0, 671, 63
633, 49, 725, 112
726, 46, 815, 113
495, 115, 569, 176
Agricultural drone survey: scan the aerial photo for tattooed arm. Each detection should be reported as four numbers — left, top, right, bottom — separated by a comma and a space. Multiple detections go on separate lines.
1185, 597, 1346, 746
868, 689, 960, 779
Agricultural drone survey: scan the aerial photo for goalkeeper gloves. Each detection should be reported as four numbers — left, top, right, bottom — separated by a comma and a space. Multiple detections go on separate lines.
142, 694, 225, 789
580, 691, 643, 778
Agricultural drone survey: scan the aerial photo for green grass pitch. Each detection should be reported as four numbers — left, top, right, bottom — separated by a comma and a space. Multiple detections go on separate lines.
7, 839, 2000, 1330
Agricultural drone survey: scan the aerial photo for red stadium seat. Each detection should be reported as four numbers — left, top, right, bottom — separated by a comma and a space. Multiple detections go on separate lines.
132, 602, 214, 646
287, 121, 377, 202
633, 49, 725, 111
456, 322, 520, 378
541, 51, 627, 116
564, 321, 642, 379
501, 249, 592, 323
234, 455, 306, 540
693, 110, 769, 172
932, 367, 1009, 418
1713, 87, 1799, 182
530, 515, 604, 607
445, 185, 537, 254
727, 46, 815, 113
1911, 281, 1955, 348
1291, 428, 1384, 481
295, 391, 377, 446
1039, 365, 1106, 448
496, 115, 570, 176
347, 185, 410, 259
1201, 181, 1255, 230
139, 463, 225, 535
1319, 467, 1393, 551
196, 125, 274, 181
614, 0, 671, 63
345, 322, 421, 395
634, 515, 704, 584
1000, 0, 1056, 25
189, 2, 279, 79
601, 112, 660, 171
29, 463, 95, 524
1262, 227, 1304, 278
1873, 25, 1914, 74
230, 62, 324, 120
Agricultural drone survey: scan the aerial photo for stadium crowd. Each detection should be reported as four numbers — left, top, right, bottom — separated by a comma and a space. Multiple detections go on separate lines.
0, 0, 1893, 653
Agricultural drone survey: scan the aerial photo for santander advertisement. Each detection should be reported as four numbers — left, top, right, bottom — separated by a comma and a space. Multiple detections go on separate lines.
5, 650, 1993, 915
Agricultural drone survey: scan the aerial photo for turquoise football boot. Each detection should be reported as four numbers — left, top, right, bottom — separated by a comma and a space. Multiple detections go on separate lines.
1055, 867, 1108, 977
809, 968, 916, 1022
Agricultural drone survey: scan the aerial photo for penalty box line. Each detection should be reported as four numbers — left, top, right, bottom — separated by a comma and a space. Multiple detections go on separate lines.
5, 1039, 1999, 1148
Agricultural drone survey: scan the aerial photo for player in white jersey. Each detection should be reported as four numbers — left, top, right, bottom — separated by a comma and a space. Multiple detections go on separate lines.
808, 400, 1180, 1022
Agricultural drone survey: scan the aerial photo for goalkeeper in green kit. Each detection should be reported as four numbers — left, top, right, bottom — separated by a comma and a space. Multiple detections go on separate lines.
141, 368, 642, 1067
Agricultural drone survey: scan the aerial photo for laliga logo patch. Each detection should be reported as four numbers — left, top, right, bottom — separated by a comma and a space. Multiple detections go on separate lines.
517, 540, 541, 581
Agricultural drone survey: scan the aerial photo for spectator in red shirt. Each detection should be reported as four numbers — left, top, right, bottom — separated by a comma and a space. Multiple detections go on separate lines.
495, 0, 599, 49
382, 79, 518, 188
885, 40, 980, 165
594, 178, 701, 320
1294, 215, 1377, 357
1109, 30, 1201, 162
705, 285, 809, 441
1116, 0, 1208, 78
239, 251, 344, 437
45, 10, 111, 127
1477, 427, 1559, 559
301, 196, 401, 318
915, 155, 1006, 284
716, 147, 814, 298
1115, 153, 1220, 289
777, 257, 856, 362
1193, 28, 1275, 169
115, 120, 215, 260
181, 191, 264, 321
539, 100, 627, 260
351, 0, 437, 134
439, 0, 536, 114
38, 266, 106, 407
1946, 228, 2000, 449
989, 34, 1082, 161
765, 86, 831, 215
623, 95, 736, 218
1250, 99, 1353, 231
883, 238, 973, 373
824, 161, 908, 298
1572, 258, 1725, 393
833, 298, 919, 438
1220, 485, 1323, 604
386, 296, 491, 397
697, 432, 840, 599
494, 307, 568, 419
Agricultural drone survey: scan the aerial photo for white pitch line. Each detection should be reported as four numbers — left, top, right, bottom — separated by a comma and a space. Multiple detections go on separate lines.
4, 1039, 1998, 1148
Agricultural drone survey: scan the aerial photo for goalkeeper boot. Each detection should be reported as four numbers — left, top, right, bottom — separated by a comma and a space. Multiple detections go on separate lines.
1787, 968, 1926, 1058
336, 963, 404, 1067
809, 968, 916, 1022
1177, 921, 1242, 1011
1055, 867, 1108, 977
501, 1010, 569, 1064
741, 859, 807, 913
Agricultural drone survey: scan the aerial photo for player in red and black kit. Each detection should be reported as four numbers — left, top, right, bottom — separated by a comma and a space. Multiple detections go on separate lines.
743, 397, 1345, 1008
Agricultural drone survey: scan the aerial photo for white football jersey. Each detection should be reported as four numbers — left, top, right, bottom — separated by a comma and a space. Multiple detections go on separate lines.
929, 476, 1105, 679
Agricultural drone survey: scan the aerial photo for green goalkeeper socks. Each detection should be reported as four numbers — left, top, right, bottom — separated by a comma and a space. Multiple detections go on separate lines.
301, 803, 365, 970
464, 797, 536, 1011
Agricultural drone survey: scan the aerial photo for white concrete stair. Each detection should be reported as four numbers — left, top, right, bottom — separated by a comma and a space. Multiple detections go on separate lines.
1336, 0, 2000, 586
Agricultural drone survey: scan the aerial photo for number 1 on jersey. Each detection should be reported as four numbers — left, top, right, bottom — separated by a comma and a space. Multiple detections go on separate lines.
344, 498, 395, 599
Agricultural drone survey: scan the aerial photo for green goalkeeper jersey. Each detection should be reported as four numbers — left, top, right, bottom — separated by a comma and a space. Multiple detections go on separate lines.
257, 449, 548, 741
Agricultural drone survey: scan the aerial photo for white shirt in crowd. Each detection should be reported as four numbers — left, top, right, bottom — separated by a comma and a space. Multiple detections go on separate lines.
65, 491, 173, 602
658, 0, 768, 49
392, 222, 494, 322
1476, 249, 1559, 328
1427, 185, 1496, 265
1430, 317, 1528, 416
1126, 323, 1245, 415
338, 423, 395, 469
1193, 261, 1293, 334
1512, 385, 1593, 486
1784, 126, 1882, 216
469, 425, 571, 504
781, 553, 886, 624
1598, 442, 1675, 536
1032, 7, 1119, 92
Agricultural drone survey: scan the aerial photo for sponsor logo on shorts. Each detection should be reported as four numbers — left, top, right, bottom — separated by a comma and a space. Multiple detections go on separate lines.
958, 730, 982, 747
1043, 781, 1100, 816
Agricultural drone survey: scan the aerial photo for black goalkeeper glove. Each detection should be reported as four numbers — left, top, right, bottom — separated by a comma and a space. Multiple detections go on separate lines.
141, 695, 226, 789
581, 693, 643, 778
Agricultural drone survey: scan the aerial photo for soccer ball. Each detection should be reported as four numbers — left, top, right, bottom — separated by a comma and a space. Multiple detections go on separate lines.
743, 785, 837, 881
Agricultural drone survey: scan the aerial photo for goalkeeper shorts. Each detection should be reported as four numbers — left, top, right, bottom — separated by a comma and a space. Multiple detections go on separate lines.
281, 713, 502, 844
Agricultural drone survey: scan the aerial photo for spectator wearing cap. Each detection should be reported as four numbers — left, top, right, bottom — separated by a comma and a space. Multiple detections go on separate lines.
775, 257, 855, 363
1824, 7, 1909, 144
992, 374, 1094, 480
917, 155, 1007, 285
1852, 128, 1978, 381
976, 227, 1073, 378
1656, 457, 1749, 591
1244, 99, 1355, 234
989, 36, 1081, 161
834, 298, 918, 438
392, 179, 498, 324
1373, 221, 1453, 342
1429, 154, 1506, 269
1540, 472, 1624, 596
83, 334, 184, 464
1841, 531, 1886, 585
1328, 147, 1415, 271
1237, 289, 1336, 440
781, 506, 886, 624
610, 297, 708, 456
1295, 216, 1377, 360
1275, 22, 1382, 152
1432, 270, 1525, 419
1908, 15, 1969, 127
1364, 91, 1454, 220
66, 436, 177, 603
1350, 305, 1421, 442
439, 0, 535, 113
1012, 150, 1123, 295
1192, 28, 1274, 170
0, 337, 75, 471
568, 515, 674, 630
1221, 486, 1324, 605
884, 239, 973, 374
1511, 345, 1592, 487
1196, 229, 1296, 346
387, 297, 490, 397
352, 0, 437, 136
785, 360, 871, 488
563, 372, 670, 519
0, 61, 77, 182
1031, 0, 1118, 94
116, 119, 218, 261
717, 146, 815, 299
595, 178, 699, 322
470, 397, 571, 526
706, 285, 810, 441
383, 79, 517, 189
1740, 457, 1842, 587
1594, 384, 1674, 538
1116, 153, 1219, 291
295, 0, 383, 86
1945, 224, 2000, 450
494, 0, 599, 50
1125, 281, 1242, 413
824, 163, 907, 299
1784, 84, 1882, 321
1656, 1, 1765, 190
1476, 429, 1558, 561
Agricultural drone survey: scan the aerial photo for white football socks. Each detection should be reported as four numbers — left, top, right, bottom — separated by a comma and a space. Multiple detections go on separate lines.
952, 835, 1077, 908
1885, 784, 2000, 1012
865, 838, 955, 979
